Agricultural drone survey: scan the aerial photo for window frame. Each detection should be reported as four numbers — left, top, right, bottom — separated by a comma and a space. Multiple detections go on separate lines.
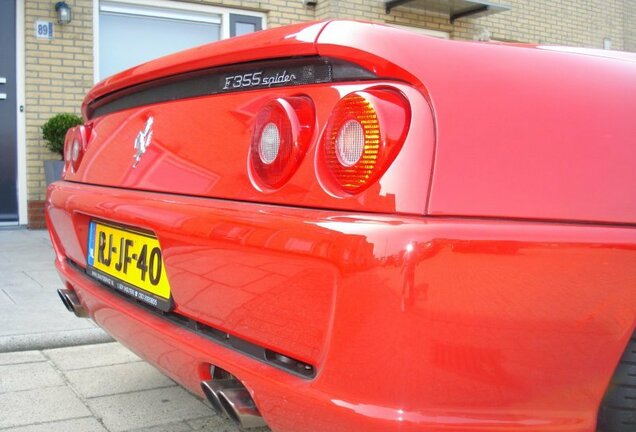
93, 0, 267, 83
229, 13, 263, 37
389, 24, 450, 39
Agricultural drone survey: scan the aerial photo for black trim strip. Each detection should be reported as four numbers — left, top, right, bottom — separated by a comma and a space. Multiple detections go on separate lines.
67, 259, 316, 379
86, 266, 173, 312
88, 56, 377, 119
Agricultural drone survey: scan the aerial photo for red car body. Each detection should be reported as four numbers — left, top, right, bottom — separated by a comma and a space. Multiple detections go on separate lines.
46, 20, 636, 432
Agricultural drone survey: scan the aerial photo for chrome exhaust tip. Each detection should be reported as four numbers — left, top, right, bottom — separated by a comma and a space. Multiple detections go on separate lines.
201, 376, 266, 429
57, 288, 88, 318
201, 379, 234, 416
217, 387, 267, 429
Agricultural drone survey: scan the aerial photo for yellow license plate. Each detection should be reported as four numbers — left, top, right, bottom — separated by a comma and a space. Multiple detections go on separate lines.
87, 221, 172, 311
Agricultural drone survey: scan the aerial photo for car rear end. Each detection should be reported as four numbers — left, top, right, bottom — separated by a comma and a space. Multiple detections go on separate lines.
46, 20, 636, 432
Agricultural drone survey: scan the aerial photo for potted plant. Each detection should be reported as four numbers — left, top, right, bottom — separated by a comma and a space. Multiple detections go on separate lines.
42, 113, 83, 185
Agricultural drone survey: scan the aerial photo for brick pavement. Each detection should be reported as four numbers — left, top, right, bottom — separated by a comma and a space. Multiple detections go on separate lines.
0, 342, 263, 432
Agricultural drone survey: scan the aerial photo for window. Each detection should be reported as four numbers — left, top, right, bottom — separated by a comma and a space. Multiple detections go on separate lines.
96, 0, 265, 81
230, 14, 262, 37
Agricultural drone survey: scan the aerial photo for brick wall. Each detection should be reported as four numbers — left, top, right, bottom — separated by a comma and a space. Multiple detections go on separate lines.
23, 0, 635, 227
315, 0, 630, 48
625, 0, 636, 52
24, 0, 93, 227
451, 0, 627, 48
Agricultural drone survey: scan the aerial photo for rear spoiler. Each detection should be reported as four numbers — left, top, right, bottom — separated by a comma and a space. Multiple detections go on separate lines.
82, 20, 428, 120
83, 21, 329, 119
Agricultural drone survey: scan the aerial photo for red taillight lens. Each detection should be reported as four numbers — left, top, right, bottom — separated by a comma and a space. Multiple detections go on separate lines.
319, 89, 410, 195
64, 125, 89, 174
63, 128, 74, 166
249, 96, 315, 190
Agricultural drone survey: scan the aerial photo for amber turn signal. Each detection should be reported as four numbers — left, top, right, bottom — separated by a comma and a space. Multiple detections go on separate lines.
319, 89, 411, 195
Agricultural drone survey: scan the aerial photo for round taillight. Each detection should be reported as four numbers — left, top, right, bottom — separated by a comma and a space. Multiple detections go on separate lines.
71, 138, 81, 162
319, 89, 410, 195
63, 128, 75, 163
64, 125, 89, 174
249, 96, 315, 190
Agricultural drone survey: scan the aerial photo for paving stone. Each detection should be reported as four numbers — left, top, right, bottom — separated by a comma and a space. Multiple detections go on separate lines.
0, 230, 108, 353
187, 415, 271, 432
127, 421, 193, 432
0, 290, 15, 306
66, 361, 175, 398
1, 271, 39, 288
6, 417, 108, 432
0, 328, 113, 353
187, 416, 240, 431
2, 284, 60, 305
0, 256, 55, 273
24, 269, 65, 289
0, 301, 97, 338
0, 386, 91, 429
46, 342, 141, 370
87, 386, 211, 432
0, 350, 46, 366
0, 361, 64, 393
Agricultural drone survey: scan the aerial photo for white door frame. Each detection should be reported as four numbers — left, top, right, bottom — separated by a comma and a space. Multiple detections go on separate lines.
16, 0, 27, 225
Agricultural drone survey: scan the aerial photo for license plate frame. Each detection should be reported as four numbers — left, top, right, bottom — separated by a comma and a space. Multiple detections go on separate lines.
86, 220, 173, 312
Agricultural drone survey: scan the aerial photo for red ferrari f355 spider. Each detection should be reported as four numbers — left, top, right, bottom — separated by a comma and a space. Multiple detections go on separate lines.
46, 20, 636, 432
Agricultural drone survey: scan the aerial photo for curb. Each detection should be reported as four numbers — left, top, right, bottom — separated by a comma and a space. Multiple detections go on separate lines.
0, 328, 114, 353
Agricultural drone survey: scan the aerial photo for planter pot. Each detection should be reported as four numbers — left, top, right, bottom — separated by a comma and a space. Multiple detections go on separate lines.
44, 160, 64, 185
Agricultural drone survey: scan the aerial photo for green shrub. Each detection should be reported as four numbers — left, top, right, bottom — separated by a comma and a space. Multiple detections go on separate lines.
41, 113, 83, 158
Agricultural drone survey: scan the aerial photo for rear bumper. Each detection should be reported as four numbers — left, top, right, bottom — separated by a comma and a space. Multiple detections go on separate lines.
47, 181, 636, 432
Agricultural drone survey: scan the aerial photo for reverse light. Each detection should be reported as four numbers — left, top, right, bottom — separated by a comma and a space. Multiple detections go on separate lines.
319, 89, 411, 195
258, 123, 281, 164
336, 120, 365, 167
249, 96, 315, 190
70, 138, 81, 163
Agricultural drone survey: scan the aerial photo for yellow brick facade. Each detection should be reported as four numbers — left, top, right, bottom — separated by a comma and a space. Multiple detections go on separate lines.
24, 0, 93, 205
21, 0, 636, 226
